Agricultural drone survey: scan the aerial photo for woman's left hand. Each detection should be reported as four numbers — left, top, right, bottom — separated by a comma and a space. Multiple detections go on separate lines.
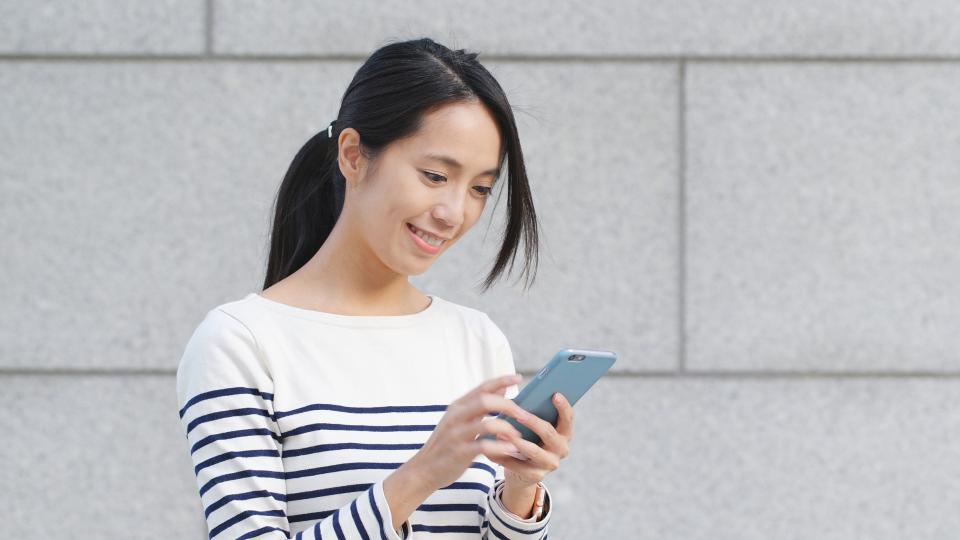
500, 392, 573, 486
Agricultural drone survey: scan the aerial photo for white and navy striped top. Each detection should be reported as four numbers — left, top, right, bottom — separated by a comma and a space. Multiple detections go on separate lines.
176, 292, 552, 540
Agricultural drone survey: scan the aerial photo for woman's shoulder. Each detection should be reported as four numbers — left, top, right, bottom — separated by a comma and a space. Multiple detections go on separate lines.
434, 296, 508, 347
176, 294, 272, 375
185, 294, 262, 338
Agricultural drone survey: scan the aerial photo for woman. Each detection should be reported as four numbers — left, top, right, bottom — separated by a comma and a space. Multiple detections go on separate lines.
176, 37, 573, 540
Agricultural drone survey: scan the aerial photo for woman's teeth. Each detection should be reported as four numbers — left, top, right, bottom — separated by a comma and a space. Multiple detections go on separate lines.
409, 224, 445, 247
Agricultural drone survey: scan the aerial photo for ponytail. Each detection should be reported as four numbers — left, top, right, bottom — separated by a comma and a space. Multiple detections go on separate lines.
262, 121, 342, 289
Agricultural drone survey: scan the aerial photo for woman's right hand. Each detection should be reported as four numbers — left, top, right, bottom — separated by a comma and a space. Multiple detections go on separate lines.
409, 373, 530, 491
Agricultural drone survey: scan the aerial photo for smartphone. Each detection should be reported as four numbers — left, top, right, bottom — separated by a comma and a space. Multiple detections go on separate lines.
479, 347, 617, 451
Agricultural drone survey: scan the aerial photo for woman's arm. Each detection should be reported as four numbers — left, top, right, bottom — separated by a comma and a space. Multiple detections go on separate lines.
382, 458, 438, 534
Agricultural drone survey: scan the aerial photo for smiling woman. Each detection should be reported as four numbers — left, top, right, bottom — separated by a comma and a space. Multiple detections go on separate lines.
326, 99, 505, 270
176, 37, 563, 540
263, 42, 540, 297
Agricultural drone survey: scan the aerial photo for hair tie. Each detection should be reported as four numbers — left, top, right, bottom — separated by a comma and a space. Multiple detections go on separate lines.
326, 120, 336, 138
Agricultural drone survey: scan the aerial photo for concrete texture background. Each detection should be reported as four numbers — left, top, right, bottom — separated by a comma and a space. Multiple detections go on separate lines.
2, 1, 959, 538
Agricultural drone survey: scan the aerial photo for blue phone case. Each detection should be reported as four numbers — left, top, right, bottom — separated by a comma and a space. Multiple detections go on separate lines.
479, 347, 617, 447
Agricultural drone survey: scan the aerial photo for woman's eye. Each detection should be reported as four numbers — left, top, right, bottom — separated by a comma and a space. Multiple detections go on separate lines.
423, 171, 446, 183
422, 171, 491, 198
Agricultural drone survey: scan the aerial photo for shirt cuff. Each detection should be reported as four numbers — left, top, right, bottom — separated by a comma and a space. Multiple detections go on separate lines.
491, 478, 552, 524
372, 478, 413, 539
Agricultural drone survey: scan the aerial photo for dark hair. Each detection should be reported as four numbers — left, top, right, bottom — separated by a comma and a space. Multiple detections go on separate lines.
262, 37, 540, 293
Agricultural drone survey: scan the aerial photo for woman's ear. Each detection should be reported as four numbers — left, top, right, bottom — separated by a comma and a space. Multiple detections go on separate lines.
337, 127, 366, 189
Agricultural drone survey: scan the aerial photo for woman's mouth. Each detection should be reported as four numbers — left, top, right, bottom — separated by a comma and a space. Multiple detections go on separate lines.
406, 223, 445, 254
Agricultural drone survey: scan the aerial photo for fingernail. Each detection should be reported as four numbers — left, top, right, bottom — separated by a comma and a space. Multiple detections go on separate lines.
553, 393, 562, 402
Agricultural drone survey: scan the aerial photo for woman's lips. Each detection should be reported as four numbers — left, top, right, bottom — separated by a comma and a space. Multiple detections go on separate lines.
407, 222, 441, 254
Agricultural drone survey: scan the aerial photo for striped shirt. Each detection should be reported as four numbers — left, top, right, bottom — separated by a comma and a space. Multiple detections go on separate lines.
176, 292, 552, 539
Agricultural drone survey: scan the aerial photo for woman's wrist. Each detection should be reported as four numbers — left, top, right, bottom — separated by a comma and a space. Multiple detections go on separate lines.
499, 479, 540, 519
382, 460, 437, 534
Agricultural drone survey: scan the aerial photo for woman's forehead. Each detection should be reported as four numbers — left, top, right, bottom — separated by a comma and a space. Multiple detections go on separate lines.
399, 104, 502, 169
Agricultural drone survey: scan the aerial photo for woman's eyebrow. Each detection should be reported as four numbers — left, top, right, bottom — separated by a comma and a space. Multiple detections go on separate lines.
422, 152, 501, 178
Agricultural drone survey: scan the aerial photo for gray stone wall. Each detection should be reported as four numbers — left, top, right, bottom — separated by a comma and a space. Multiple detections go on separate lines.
3, 1, 959, 538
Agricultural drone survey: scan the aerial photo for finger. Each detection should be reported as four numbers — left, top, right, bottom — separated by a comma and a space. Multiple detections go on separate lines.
482, 437, 539, 469
471, 374, 522, 399
552, 392, 574, 439
455, 375, 523, 423
473, 436, 527, 463
513, 405, 561, 451
471, 392, 530, 427
473, 416, 524, 442
504, 432, 551, 464
494, 433, 525, 457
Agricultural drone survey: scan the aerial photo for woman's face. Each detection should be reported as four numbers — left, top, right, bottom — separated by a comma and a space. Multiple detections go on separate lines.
339, 100, 503, 277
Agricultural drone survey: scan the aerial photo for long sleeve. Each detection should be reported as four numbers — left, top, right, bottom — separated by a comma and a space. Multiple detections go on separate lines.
176, 307, 412, 540
479, 314, 552, 539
